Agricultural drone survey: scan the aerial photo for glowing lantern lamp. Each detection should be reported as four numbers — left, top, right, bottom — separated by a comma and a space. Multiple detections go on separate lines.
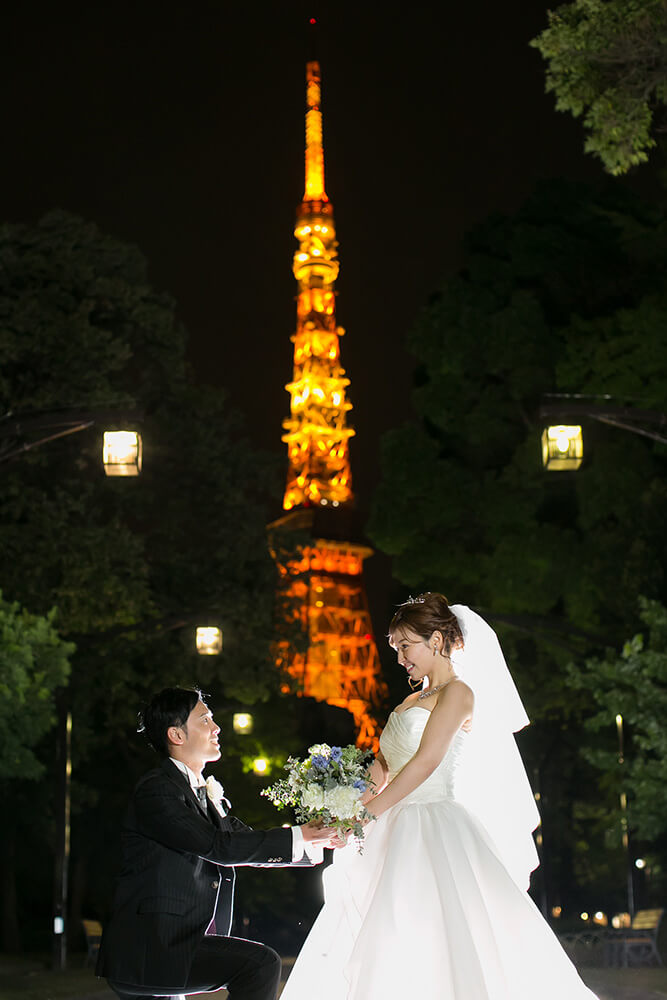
252, 757, 269, 775
233, 712, 254, 735
103, 431, 142, 476
196, 627, 223, 655
541, 425, 583, 471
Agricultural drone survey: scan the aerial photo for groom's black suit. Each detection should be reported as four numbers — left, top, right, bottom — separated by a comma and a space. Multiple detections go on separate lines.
97, 757, 299, 1000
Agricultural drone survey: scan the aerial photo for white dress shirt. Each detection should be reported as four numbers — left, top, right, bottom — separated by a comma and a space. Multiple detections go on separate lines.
170, 758, 322, 863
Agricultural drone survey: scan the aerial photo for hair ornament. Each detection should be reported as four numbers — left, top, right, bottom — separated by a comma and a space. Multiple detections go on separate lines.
404, 593, 427, 605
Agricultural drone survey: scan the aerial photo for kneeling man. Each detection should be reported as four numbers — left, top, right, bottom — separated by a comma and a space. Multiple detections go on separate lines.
97, 687, 337, 1000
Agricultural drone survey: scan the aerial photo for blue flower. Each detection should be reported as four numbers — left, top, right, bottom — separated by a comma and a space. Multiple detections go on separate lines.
311, 754, 329, 771
330, 746, 343, 762
353, 779, 366, 791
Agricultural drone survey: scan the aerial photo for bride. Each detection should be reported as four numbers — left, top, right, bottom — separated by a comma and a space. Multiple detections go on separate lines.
281, 593, 598, 1000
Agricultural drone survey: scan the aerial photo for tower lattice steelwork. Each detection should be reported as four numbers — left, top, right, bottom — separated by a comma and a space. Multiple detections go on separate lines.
272, 50, 386, 749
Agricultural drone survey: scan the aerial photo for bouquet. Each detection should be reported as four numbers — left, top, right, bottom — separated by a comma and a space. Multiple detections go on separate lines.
261, 743, 375, 846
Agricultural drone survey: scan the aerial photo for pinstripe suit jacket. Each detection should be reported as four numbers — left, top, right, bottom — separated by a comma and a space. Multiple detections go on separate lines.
96, 757, 296, 990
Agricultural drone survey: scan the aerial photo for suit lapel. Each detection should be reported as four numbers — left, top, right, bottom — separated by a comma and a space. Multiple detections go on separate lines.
161, 758, 210, 820
207, 798, 225, 829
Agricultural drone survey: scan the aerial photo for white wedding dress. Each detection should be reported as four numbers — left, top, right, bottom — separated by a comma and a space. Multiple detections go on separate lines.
282, 706, 598, 1000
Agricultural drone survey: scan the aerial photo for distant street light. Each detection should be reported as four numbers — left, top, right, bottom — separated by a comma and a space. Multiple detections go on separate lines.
103, 430, 142, 476
233, 712, 254, 735
541, 425, 583, 470
196, 626, 223, 655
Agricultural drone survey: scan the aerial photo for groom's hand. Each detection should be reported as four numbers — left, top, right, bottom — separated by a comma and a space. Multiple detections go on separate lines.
300, 821, 347, 848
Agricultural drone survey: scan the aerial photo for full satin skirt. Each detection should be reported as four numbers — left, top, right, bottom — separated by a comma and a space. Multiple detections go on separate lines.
282, 798, 597, 1000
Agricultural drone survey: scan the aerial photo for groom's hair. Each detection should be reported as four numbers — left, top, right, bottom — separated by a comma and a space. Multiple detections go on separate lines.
138, 687, 204, 756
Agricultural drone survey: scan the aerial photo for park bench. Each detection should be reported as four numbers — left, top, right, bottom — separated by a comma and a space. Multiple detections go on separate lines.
606, 908, 664, 967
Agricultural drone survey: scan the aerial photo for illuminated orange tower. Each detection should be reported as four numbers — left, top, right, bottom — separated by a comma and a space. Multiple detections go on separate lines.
272, 39, 386, 749
282, 57, 352, 511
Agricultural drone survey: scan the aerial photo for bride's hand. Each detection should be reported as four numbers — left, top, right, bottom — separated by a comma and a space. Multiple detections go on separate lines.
328, 832, 349, 848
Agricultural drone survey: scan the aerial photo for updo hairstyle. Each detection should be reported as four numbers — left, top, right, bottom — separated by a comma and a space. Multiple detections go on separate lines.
389, 592, 464, 656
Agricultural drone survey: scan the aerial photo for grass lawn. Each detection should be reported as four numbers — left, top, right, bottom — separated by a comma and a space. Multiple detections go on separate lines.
0, 954, 112, 1000
2, 952, 667, 1000
581, 966, 667, 998
0, 954, 232, 999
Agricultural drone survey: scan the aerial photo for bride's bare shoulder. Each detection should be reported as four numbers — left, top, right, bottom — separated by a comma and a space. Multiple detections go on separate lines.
393, 692, 422, 716
445, 677, 475, 706
450, 677, 474, 698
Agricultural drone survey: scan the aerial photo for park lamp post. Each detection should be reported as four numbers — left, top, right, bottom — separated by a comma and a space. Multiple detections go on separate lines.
53, 703, 72, 972
616, 713, 635, 919
196, 626, 223, 655
540, 399, 667, 470
14, 407, 144, 972
0, 407, 143, 468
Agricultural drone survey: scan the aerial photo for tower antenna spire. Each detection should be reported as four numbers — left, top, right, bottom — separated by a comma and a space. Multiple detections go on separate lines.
303, 49, 327, 203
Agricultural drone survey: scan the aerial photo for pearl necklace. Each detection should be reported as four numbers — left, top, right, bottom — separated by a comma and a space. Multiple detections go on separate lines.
418, 678, 456, 700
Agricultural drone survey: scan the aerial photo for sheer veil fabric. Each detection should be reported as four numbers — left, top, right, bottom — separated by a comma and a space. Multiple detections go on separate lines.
449, 604, 540, 889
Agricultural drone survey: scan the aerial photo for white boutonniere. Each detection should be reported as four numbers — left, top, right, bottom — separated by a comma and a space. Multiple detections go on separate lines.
205, 775, 230, 815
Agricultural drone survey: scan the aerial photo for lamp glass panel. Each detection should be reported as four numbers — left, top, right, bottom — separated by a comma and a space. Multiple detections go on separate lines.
103, 431, 142, 476
541, 425, 583, 470
196, 627, 223, 655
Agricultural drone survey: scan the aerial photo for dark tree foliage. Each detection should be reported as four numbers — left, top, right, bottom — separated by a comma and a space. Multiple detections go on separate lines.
569, 599, 667, 843
0, 595, 73, 780
0, 211, 283, 948
368, 180, 667, 913
531, 0, 667, 175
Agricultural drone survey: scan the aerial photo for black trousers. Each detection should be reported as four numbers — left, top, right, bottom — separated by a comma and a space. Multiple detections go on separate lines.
108, 934, 282, 1000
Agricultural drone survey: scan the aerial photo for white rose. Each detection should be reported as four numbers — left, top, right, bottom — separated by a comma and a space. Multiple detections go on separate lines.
324, 785, 361, 820
301, 783, 325, 811
205, 776, 229, 815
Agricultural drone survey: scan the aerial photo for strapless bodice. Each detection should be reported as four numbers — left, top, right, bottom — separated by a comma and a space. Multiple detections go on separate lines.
379, 706, 467, 804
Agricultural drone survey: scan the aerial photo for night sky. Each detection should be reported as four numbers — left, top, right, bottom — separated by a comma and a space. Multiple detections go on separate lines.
1, 1, 605, 513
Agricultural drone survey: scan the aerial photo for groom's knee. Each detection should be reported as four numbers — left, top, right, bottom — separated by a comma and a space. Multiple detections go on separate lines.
255, 944, 281, 982
245, 943, 281, 995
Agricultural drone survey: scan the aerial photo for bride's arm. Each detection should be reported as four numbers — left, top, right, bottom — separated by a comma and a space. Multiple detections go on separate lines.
367, 682, 474, 818
361, 752, 389, 806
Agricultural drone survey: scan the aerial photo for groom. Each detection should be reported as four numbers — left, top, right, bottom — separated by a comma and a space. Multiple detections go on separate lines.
96, 687, 338, 1000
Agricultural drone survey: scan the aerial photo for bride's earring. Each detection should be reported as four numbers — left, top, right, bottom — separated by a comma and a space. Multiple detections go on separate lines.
432, 645, 437, 657
408, 676, 421, 691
